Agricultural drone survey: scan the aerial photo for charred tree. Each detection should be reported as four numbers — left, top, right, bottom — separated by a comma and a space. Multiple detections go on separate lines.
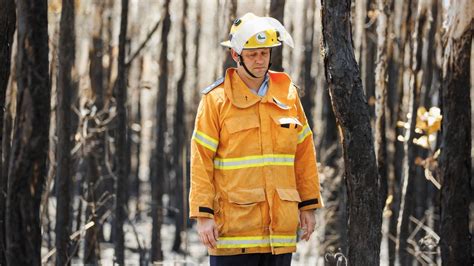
374, 0, 391, 217
172, 0, 188, 253
114, 0, 130, 264
150, 0, 171, 261
84, 3, 106, 263
321, 0, 382, 264
268, 0, 285, 71
300, 0, 316, 129
396, 2, 425, 264
386, 1, 410, 264
55, 0, 75, 264
362, 0, 377, 120
5, 0, 50, 265
222, 0, 237, 74
0, 0, 16, 263
439, 1, 472, 264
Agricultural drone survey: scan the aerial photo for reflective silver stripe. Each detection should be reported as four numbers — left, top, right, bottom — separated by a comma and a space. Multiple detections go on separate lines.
192, 130, 218, 152
214, 154, 295, 170
270, 235, 297, 246
217, 237, 270, 248
297, 124, 312, 144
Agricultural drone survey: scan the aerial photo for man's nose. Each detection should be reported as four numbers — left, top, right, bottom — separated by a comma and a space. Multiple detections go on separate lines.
255, 54, 265, 63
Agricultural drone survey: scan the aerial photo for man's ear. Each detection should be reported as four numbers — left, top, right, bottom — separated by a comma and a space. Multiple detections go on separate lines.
230, 49, 239, 64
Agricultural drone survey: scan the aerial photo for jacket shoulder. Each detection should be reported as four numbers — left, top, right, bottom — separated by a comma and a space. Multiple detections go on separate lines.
201, 77, 225, 95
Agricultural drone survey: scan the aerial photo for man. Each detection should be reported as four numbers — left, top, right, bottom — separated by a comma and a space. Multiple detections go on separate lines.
189, 13, 323, 265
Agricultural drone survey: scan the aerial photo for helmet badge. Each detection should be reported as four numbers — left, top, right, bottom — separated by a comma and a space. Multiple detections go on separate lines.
256, 32, 267, 44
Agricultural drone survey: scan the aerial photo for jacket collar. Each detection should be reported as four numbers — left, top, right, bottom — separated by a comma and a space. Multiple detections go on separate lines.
224, 68, 261, 108
224, 68, 297, 109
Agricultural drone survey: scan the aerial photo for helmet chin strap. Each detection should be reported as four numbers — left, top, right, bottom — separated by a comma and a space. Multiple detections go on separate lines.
238, 49, 272, 79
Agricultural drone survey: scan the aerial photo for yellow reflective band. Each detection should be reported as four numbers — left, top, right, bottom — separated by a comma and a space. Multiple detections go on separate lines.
192, 130, 218, 152
297, 124, 312, 144
214, 154, 295, 170
216, 235, 297, 249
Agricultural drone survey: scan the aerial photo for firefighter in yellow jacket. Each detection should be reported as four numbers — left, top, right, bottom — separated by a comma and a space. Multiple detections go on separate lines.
190, 13, 323, 265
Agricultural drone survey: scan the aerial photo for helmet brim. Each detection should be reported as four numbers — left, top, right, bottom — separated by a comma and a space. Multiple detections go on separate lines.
220, 41, 282, 51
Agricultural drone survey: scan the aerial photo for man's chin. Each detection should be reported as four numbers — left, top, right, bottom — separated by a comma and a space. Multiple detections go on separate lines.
253, 68, 268, 76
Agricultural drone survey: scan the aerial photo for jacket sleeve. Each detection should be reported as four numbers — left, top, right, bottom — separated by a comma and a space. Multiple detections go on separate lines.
294, 94, 324, 211
189, 94, 220, 219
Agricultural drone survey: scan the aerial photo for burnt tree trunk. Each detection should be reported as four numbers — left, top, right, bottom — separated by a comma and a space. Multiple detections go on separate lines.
396, 2, 424, 264
5, 0, 50, 265
269, 0, 285, 72
222, 0, 237, 74
374, 0, 391, 217
321, 0, 382, 264
386, 1, 410, 264
439, 1, 472, 264
150, 0, 171, 261
114, 0, 129, 264
0, 0, 16, 263
172, 0, 188, 253
362, 0, 377, 120
84, 2, 106, 263
300, 0, 316, 129
55, 0, 75, 264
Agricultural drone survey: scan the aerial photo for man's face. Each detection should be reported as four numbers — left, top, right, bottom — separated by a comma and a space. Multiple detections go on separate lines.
233, 48, 271, 78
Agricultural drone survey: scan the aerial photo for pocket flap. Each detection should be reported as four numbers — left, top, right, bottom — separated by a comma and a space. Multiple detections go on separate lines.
225, 115, 260, 134
276, 188, 301, 202
272, 116, 302, 127
228, 188, 266, 204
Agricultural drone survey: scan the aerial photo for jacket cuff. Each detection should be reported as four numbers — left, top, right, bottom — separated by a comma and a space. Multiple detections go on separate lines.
190, 206, 215, 219
298, 198, 323, 211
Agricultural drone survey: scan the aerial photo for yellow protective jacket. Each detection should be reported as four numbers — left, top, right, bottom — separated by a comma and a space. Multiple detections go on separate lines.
190, 68, 323, 256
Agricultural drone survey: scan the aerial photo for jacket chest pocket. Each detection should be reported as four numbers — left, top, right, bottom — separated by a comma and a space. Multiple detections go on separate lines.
224, 115, 261, 156
223, 188, 266, 234
271, 116, 301, 154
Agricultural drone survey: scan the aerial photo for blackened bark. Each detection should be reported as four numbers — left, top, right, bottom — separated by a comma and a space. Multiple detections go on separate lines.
86, 3, 109, 251
396, 3, 424, 264
300, 0, 316, 129
387, 1, 409, 264
0, 0, 16, 263
0, 90, 12, 265
362, 0, 376, 119
387, 67, 403, 266
222, 0, 237, 74
84, 154, 101, 263
114, 0, 129, 264
269, 0, 285, 72
5, 0, 50, 265
151, 0, 171, 261
55, 0, 75, 264
439, 5, 471, 264
321, 0, 382, 264
192, 0, 202, 109
374, 0, 391, 217
172, 0, 188, 253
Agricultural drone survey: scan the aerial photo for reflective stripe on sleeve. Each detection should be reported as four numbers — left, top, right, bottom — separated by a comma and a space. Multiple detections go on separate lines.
214, 154, 295, 170
297, 124, 312, 144
216, 235, 297, 249
270, 235, 298, 247
192, 130, 218, 152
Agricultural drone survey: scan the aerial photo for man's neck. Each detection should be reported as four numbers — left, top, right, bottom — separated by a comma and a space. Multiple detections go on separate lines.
236, 69, 265, 92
